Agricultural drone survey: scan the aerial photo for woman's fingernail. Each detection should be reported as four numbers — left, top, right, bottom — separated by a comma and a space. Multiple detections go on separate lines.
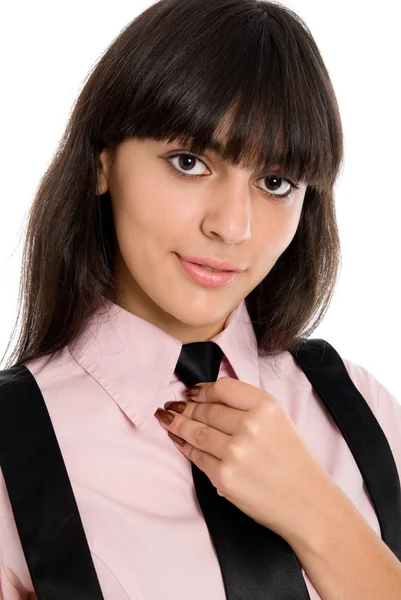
185, 386, 201, 397
155, 408, 175, 425
164, 401, 187, 413
168, 431, 186, 447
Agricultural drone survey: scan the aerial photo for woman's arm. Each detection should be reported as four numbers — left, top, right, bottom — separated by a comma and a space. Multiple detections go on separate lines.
287, 480, 401, 600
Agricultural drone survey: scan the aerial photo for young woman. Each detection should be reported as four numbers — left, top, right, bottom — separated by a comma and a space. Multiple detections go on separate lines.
1, 0, 400, 599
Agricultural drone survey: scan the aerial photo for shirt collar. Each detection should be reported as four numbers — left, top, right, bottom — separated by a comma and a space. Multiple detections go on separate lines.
68, 299, 260, 429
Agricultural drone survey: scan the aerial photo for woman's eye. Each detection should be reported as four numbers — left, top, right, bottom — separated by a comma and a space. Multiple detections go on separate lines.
166, 153, 298, 200
167, 153, 208, 176
256, 176, 295, 198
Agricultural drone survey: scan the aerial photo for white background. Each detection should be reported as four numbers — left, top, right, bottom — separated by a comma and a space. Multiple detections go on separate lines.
0, 1, 400, 401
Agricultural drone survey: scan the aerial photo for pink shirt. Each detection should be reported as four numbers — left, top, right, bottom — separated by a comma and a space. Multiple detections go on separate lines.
1, 298, 400, 599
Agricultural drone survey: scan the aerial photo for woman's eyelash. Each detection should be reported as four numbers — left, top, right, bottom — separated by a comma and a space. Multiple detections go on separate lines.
163, 152, 300, 200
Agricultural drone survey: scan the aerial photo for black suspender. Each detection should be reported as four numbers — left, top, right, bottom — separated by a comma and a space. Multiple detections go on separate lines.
0, 338, 400, 599
291, 339, 401, 558
0, 365, 104, 600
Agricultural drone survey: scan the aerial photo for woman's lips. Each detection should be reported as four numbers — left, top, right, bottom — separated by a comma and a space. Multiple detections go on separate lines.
176, 255, 241, 288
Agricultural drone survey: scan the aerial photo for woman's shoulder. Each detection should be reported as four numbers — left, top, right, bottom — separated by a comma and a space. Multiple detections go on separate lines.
342, 357, 401, 472
259, 346, 401, 447
284, 348, 401, 474
259, 343, 399, 418
338, 356, 401, 433
0, 348, 84, 520
341, 356, 401, 485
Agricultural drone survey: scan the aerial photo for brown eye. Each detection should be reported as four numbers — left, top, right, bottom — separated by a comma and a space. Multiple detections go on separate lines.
178, 155, 197, 171
266, 176, 283, 190
168, 153, 208, 175
257, 175, 295, 199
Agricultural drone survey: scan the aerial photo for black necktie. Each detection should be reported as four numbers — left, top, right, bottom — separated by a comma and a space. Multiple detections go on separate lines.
174, 341, 311, 600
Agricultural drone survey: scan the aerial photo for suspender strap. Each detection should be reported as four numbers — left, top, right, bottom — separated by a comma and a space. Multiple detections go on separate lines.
0, 365, 104, 600
291, 339, 401, 560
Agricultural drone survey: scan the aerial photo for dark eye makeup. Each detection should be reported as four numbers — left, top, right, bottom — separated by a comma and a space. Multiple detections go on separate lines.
162, 151, 301, 201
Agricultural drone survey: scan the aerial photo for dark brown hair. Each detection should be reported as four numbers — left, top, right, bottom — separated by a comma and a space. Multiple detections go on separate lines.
1, 0, 343, 369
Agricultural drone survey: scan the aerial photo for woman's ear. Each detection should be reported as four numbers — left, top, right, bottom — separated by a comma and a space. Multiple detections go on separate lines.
96, 149, 110, 196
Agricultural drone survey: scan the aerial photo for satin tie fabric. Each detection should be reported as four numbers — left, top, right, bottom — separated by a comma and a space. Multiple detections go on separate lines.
174, 340, 224, 387
174, 341, 311, 600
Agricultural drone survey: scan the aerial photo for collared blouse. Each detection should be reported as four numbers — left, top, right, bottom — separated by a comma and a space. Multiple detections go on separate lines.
1, 299, 400, 599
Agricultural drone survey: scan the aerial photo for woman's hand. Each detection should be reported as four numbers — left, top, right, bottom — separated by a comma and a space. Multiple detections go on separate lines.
154, 376, 338, 544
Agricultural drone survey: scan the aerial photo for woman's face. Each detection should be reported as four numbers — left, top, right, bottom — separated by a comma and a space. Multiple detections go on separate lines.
98, 137, 307, 342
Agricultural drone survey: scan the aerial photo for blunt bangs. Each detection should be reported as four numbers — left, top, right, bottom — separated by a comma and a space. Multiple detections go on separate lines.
94, 0, 343, 191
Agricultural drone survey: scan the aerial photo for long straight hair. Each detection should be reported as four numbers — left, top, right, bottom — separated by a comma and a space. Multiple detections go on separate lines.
2, 0, 343, 369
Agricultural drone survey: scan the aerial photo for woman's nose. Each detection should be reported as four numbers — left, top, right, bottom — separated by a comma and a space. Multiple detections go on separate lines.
201, 176, 252, 245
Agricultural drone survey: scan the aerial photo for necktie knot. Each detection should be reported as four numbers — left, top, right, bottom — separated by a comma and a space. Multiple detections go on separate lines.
174, 341, 223, 387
